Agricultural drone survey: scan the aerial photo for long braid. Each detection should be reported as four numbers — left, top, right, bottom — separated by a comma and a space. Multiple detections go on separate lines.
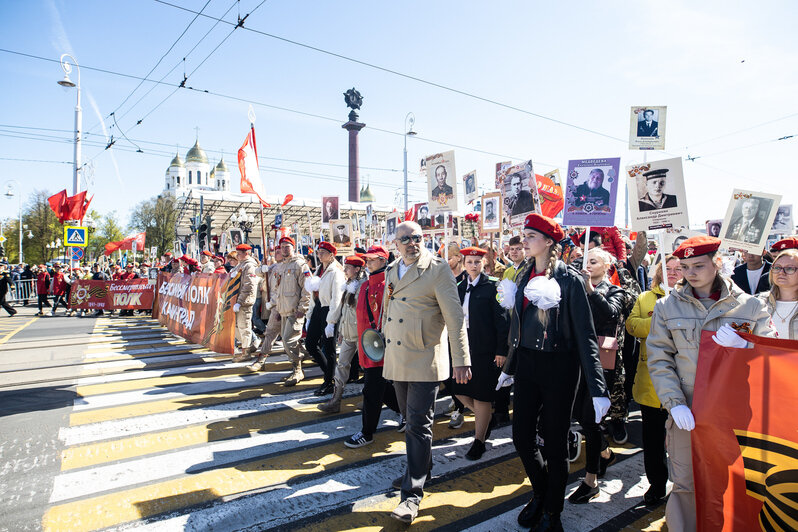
536, 243, 561, 326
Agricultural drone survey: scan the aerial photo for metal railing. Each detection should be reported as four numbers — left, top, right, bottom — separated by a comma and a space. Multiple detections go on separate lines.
6, 279, 37, 304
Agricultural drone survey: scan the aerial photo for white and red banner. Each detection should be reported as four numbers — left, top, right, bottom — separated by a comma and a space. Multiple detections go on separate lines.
238, 127, 270, 208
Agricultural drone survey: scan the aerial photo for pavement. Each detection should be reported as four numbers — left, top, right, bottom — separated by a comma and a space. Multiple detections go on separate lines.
0, 304, 668, 531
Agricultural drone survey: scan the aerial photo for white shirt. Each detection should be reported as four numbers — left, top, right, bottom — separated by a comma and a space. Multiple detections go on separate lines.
746, 265, 765, 294
462, 275, 480, 329
397, 259, 411, 280
773, 301, 798, 339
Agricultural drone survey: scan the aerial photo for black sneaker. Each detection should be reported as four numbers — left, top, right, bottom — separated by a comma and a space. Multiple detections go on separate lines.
568, 481, 599, 504
465, 439, 486, 460
344, 431, 373, 449
568, 430, 583, 463
313, 382, 334, 396
610, 419, 628, 445
517, 496, 544, 528
643, 485, 667, 506
598, 448, 616, 478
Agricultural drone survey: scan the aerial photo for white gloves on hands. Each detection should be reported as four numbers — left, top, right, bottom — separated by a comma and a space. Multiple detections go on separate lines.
260, 265, 269, 273
264, 301, 274, 311
233, 303, 241, 313
495, 372, 514, 390
524, 276, 561, 310
712, 324, 748, 348
592, 397, 611, 424
670, 405, 695, 431
324, 323, 335, 338
497, 279, 517, 310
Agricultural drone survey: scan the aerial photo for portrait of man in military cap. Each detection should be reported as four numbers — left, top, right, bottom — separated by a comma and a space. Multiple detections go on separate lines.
638, 168, 678, 211
332, 220, 352, 245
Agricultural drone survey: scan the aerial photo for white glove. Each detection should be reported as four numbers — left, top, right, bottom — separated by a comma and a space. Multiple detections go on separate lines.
592, 397, 611, 424
324, 323, 335, 338
497, 279, 517, 310
495, 372, 514, 390
264, 301, 274, 310
670, 405, 695, 431
233, 303, 241, 313
260, 265, 269, 273
712, 324, 748, 348
304, 318, 309, 331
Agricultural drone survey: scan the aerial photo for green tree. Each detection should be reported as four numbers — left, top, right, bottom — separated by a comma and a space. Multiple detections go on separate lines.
87, 211, 125, 261
14, 190, 63, 265
128, 194, 177, 257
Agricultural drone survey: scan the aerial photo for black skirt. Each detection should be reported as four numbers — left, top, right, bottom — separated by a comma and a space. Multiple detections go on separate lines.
452, 350, 501, 402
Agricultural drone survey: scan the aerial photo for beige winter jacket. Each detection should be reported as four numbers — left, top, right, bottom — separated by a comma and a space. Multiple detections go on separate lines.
236, 255, 261, 307
274, 255, 311, 317
646, 277, 775, 411
327, 278, 366, 342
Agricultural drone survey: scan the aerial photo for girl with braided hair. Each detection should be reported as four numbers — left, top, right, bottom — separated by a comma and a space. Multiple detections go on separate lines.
497, 213, 608, 531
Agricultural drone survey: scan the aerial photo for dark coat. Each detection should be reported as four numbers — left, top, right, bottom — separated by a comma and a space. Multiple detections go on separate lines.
573, 183, 610, 208
503, 260, 607, 398
510, 189, 536, 216
587, 280, 626, 338
731, 261, 771, 295
457, 273, 510, 357
637, 120, 659, 137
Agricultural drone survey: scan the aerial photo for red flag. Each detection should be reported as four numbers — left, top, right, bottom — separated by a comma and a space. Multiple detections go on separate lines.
48, 189, 68, 222
64, 191, 87, 222
692, 331, 798, 531
536, 174, 564, 219
238, 127, 271, 208
104, 232, 146, 256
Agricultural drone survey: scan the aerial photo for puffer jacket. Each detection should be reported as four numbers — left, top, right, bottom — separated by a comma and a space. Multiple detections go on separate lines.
307, 260, 346, 325
503, 260, 607, 398
235, 255, 261, 307
626, 284, 667, 408
759, 291, 798, 340
274, 255, 311, 317
588, 280, 626, 339
647, 277, 775, 411
328, 277, 366, 342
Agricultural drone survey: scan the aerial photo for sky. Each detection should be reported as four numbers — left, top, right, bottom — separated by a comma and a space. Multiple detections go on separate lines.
1, 0, 797, 231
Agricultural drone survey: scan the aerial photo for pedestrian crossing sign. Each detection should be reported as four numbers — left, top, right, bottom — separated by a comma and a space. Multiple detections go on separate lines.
64, 226, 88, 247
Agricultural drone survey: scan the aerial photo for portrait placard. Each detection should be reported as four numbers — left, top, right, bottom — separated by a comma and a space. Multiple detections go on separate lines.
660, 227, 702, 262
329, 218, 353, 255
426, 150, 457, 214
721, 190, 783, 253
365, 204, 373, 225
629, 106, 667, 150
495, 161, 511, 188
771, 204, 793, 234
415, 202, 434, 230
321, 196, 339, 228
385, 212, 400, 243
500, 160, 540, 228
563, 157, 621, 228
705, 219, 723, 238
626, 157, 689, 232
463, 170, 478, 204
481, 192, 502, 233
228, 229, 244, 248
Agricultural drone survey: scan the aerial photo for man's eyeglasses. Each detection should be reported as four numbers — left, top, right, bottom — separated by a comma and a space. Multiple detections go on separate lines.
398, 234, 422, 245
772, 265, 798, 275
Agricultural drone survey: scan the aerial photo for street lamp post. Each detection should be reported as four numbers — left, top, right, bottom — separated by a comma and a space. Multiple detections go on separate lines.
4, 181, 23, 263
58, 54, 82, 195
403, 113, 416, 212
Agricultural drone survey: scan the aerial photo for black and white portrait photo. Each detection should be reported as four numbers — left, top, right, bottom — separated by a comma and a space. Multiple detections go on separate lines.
365, 204, 373, 225
416, 203, 432, 229
321, 196, 339, 225
385, 214, 398, 242
463, 171, 477, 203
229, 229, 243, 247
426, 150, 458, 213
331, 219, 353, 249
771, 205, 793, 233
638, 168, 678, 211
481, 192, 502, 232
706, 220, 723, 237
721, 190, 782, 253
637, 109, 659, 137
629, 106, 667, 150
625, 157, 688, 232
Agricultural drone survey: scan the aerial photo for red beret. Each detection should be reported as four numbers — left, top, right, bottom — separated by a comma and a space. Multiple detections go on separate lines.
125, 263, 134, 268
524, 213, 565, 241
771, 237, 798, 253
236, 244, 252, 251
183, 257, 199, 267
344, 255, 365, 267
201, 250, 213, 257
318, 241, 337, 255
164, 251, 173, 256
362, 244, 389, 260
673, 235, 721, 259
279, 236, 296, 247
213, 255, 225, 262
460, 246, 487, 257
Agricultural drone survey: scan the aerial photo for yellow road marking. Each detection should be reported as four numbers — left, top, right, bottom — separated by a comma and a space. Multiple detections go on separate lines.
304, 454, 530, 531
75, 365, 250, 396
621, 506, 666, 531
86, 347, 212, 363
45, 416, 478, 531
69, 361, 298, 426
77, 354, 230, 377
0, 316, 38, 345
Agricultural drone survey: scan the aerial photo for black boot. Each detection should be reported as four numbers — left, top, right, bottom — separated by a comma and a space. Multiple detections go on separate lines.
313, 381, 334, 396
517, 496, 545, 528
534, 511, 563, 532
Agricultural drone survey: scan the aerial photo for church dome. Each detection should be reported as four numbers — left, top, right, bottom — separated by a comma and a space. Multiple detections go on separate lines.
169, 153, 184, 168
186, 140, 208, 164
215, 157, 229, 173
359, 183, 375, 202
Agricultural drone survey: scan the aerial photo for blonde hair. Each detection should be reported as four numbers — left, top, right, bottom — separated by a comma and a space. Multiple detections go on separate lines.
652, 254, 677, 287
769, 249, 798, 301
532, 241, 561, 327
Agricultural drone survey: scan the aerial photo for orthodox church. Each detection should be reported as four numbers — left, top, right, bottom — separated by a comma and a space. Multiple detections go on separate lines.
163, 139, 231, 194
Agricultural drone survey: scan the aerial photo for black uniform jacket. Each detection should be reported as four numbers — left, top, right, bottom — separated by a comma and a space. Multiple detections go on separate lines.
588, 280, 626, 338
731, 261, 771, 295
503, 260, 607, 398
457, 273, 510, 357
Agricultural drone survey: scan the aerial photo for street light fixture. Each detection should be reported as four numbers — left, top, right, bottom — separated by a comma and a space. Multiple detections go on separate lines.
57, 54, 82, 195
403, 112, 417, 212
4, 180, 23, 263
230, 208, 255, 243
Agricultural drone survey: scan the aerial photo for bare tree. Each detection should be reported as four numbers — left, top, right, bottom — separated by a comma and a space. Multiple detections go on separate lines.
128, 195, 177, 257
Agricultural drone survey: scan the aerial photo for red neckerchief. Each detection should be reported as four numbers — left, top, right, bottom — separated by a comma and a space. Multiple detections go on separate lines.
708, 289, 721, 301
522, 268, 547, 312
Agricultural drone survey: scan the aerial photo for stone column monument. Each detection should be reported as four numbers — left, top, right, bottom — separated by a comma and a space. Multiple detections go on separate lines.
342, 88, 365, 203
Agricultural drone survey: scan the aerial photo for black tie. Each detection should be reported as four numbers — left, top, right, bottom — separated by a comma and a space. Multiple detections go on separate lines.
466, 284, 474, 293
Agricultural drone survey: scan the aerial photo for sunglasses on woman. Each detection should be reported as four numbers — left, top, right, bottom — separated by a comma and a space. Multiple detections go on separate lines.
397, 234, 423, 245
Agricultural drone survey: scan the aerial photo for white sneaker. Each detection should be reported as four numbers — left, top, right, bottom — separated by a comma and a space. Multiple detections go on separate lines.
448, 411, 464, 429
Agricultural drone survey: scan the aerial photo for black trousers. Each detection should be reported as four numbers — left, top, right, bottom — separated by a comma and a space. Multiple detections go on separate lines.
573, 368, 612, 474
640, 404, 669, 491
622, 332, 639, 410
494, 385, 511, 416
361, 366, 400, 438
304, 304, 336, 384
51, 295, 68, 312
512, 348, 580, 515
37, 294, 49, 312
0, 294, 14, 316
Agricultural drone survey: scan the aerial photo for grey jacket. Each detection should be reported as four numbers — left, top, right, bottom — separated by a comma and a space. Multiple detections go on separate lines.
646, 277, 775, 411
328, 278, 366, 342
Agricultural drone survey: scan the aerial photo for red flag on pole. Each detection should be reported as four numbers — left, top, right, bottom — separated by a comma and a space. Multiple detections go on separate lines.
692, 331, 798, 531
104, 232, 146, 256
48, 189, 68, 222
238, 127, 271, 208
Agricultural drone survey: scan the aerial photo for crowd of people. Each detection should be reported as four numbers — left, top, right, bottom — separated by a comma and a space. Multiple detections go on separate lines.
2, 219, 796, 530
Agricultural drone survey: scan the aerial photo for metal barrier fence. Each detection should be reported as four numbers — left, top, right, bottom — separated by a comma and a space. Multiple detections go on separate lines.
7, 279, 37, 305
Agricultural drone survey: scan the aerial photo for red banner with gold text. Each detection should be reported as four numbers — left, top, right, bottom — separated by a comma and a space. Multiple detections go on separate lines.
152, 272, 239, 355
692, 330, 798, 532
69, 279, 155, 310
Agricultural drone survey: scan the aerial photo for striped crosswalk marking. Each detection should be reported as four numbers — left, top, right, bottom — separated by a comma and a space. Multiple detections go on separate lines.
43, 316, 667, 531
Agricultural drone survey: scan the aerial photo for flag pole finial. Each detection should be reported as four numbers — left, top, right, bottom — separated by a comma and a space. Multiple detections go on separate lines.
248, 105, 256, 127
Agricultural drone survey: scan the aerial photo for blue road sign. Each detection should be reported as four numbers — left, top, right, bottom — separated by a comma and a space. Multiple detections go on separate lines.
64, 226, 88, 247
72, 247, 84, 261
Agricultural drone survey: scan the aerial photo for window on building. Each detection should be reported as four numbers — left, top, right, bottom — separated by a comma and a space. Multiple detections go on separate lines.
166, 183, 170, 190
188, 170, 192, 184
177, 176, 180, 185
222, 179, 225, 189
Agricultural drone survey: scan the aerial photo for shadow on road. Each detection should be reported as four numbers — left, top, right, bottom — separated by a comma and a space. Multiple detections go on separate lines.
0, 384, 77, 417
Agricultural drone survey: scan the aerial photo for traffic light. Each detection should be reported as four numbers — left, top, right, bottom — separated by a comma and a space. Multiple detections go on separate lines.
198, 221, 208, 251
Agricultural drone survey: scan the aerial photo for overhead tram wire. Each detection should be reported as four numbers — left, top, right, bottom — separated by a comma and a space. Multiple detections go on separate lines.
683, 111, 798, 150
